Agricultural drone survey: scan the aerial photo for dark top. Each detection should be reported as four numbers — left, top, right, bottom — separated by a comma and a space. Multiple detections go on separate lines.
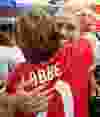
22, 48, 52, 64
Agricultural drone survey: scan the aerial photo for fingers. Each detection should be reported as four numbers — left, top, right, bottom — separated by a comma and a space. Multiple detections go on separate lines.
32, 102, 48, 112
32, 79, 48, 88
39, 80, 48, 84
39, 87, 55, 96
19, 78, 48, 88
18, 96, 48, 112
27, 95, 53, 112
31, 83, 48, 96
55, 80, 72, 96
29, 94, 55, 112
31, 96, 48, 106
16, 90, 33, 96
16, 78, 49, 96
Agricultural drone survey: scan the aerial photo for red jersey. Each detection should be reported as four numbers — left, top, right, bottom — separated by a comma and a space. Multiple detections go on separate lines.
7, 38, 93, 117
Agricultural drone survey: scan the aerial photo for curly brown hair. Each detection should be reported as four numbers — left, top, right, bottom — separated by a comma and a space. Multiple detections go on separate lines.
15, 16, 55, 48
15, 16, 80, 49
0, 32, 16, 47
15, 16, 62, 63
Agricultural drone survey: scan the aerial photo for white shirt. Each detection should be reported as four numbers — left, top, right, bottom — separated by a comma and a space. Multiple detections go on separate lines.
96, 39, 100, 65
0, 46, 26, 64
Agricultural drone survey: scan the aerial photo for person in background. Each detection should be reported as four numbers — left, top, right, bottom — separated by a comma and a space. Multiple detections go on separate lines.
79, 2, 96, 96
65, 0, 96, 96
64, 1, 96, 117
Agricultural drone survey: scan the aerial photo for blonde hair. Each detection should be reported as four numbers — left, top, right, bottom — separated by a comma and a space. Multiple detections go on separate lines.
64, 0, 96, 39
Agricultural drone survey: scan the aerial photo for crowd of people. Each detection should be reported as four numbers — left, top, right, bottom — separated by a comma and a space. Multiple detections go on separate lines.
0, 0, 96, 117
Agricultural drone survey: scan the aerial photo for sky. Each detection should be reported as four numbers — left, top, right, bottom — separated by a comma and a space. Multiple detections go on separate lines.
0, 0, 16, 7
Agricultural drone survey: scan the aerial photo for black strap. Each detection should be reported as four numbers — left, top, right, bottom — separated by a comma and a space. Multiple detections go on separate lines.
96, 33, 100, 41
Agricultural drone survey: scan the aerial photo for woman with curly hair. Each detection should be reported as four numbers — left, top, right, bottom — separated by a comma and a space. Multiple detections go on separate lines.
8, 15, 74, 117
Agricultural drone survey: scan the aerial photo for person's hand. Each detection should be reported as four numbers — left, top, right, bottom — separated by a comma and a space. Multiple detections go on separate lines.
16, 76, 55, 112
55, 80, 74, 113
55, 80, 72, 96
16, 76, 55, 97
16, 95, 49, 112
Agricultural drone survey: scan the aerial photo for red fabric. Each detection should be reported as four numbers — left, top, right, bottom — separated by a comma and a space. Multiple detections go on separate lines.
96, 5, 100, 14
63, 39, 93, 117
7, 72, 17, 94
15, 112, 33, 117
7, 38, 93, 117
14, 47, 65, 114
0, 8, 16, 16
96, 20, 100, 31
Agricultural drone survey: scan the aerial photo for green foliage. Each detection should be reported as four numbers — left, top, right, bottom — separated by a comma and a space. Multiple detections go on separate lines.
32, 0, 48, 16
0, 64, 8, 73
32, 5, 48, 16
96, 0, 100, 4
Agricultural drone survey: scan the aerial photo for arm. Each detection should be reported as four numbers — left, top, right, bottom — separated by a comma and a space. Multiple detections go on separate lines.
15, 78, 49, 112
88, 64, 96, 96
87, 36, 96, 96
0, 94, 16, 117
88, 65, 96, 117
55, 80, 74, 115
16, 96, 48, 112
83, 35, 96, 96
